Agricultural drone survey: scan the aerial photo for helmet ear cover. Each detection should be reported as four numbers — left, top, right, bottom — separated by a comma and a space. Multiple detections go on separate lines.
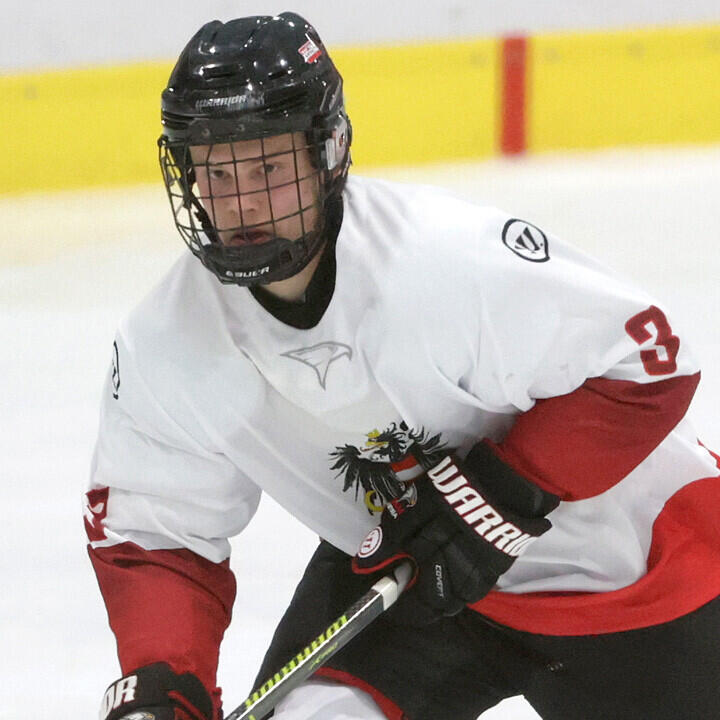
317, 112, 351, 172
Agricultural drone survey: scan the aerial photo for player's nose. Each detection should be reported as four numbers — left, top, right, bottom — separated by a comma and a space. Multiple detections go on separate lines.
219, 184, 269, 222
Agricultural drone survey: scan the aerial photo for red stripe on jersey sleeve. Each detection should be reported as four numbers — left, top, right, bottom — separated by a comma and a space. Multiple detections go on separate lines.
88, 542, 236, 704
487, 373, 700, 501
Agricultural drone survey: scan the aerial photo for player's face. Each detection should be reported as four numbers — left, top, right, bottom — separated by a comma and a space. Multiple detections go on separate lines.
189, 132, 321, 248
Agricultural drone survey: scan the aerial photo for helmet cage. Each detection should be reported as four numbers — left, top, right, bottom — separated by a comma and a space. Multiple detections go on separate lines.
159, 113, 349, 286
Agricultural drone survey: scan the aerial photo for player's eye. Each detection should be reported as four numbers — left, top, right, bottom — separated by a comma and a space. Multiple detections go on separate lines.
208, 167, 230, 181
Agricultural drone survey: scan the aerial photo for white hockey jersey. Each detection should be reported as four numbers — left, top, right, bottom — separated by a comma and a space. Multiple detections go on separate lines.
86, 176, 720, 676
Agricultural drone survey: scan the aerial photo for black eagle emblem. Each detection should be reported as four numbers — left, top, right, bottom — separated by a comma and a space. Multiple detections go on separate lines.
329, 422, 447, 512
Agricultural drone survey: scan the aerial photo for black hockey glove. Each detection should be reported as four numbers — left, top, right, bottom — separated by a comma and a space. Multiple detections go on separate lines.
99, 662, 214, 720
353, 442, 560, 626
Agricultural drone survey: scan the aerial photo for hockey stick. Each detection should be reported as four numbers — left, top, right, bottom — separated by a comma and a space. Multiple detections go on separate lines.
226, 561, 413, 720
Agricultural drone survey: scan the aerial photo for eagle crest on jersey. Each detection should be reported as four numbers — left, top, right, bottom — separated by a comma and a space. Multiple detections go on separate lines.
329, 421, 447, 513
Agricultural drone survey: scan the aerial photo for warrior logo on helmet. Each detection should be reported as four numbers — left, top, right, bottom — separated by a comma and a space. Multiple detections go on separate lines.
194, 94, 264, 111
329, 422, 447, 514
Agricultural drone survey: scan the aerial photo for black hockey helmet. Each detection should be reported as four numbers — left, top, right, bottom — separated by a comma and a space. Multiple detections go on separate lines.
158, 12, 351, 285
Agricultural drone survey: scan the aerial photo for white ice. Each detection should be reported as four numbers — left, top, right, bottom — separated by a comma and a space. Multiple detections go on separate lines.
2, 145, 719, 720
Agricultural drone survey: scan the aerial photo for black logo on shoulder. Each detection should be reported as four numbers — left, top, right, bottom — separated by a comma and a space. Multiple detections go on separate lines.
502, 219, 549, 262
111, 341, 120, 399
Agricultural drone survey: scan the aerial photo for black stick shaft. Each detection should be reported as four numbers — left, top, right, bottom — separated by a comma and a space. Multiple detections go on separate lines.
226, 563, 412, 720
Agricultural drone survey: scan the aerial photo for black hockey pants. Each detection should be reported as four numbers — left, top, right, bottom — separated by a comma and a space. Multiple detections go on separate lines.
255, 540, 720, 720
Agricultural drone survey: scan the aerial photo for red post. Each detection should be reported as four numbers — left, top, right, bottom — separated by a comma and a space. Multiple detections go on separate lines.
500, 35, 528, 155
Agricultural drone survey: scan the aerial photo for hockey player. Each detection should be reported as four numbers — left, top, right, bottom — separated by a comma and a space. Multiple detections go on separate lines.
87, 12, 720, 720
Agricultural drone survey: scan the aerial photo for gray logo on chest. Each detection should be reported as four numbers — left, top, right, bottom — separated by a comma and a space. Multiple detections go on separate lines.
282, 341, 353, 389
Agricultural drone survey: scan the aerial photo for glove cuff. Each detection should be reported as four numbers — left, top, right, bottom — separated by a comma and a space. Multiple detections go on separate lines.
352, 548, 417, 575
100, 663, 214, 720
464, 441, 560, 517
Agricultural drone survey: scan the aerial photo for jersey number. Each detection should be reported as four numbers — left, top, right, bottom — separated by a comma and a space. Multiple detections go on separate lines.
625, 306, 679, 376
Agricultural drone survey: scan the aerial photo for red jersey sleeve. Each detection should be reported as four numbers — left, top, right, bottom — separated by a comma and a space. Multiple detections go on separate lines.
88, 540, 236, 709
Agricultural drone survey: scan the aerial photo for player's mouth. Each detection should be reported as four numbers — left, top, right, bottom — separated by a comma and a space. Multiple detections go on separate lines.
223, 229, 274, 247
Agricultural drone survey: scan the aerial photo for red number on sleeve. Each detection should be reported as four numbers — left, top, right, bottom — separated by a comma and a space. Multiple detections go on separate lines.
625, 305, 679, 376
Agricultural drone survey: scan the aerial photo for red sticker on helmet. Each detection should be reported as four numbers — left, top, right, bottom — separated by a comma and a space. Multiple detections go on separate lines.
299, 36, 322, 63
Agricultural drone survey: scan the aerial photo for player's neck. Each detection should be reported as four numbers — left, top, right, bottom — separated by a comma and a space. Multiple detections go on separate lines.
261, 245, 326, 303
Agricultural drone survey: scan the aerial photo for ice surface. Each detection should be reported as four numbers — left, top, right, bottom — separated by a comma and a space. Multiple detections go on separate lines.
3, 145, 719, 719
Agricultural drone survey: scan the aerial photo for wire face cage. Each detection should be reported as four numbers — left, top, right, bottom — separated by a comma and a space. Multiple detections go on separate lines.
159, 131, 330, 285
